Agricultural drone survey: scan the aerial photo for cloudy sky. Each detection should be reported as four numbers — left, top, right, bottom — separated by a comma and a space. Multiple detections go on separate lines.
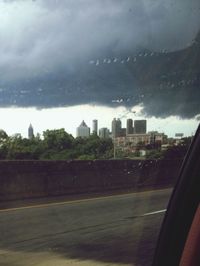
0, 0, 200, 137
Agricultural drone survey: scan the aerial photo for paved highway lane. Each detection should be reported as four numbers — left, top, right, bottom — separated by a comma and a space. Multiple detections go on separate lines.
0, 189, 172, 266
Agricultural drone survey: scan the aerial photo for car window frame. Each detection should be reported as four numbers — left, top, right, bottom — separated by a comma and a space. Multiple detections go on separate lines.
152, 123, 200, 266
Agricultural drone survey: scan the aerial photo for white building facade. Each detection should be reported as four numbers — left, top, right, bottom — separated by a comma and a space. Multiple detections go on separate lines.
76, 121, 90, 138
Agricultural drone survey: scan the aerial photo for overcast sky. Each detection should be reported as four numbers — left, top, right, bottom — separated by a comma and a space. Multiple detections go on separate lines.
1, 0, 199, 80
0, 0, 199, 137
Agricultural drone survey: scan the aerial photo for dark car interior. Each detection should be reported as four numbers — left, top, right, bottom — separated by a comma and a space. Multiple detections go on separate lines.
153, 124, 200, 266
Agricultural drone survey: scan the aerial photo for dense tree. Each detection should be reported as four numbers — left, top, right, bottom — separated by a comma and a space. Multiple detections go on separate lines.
0, 129, 8, 140
0, 130, 8, 159
43, 129, 74, 150
0, 128, 113, 160
0, 128, 192, 161
5, 135, 43, 160
75, 135, 113, 160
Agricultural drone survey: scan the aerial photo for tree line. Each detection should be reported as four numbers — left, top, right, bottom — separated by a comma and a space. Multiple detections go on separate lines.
0, 129, 191, 160
0, 129, 113, 160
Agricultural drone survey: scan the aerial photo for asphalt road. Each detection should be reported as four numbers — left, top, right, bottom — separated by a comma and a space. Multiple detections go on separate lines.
0, 189, 172, 266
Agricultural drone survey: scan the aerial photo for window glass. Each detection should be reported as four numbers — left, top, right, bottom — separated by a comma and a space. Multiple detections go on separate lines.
0, 1, 199, 265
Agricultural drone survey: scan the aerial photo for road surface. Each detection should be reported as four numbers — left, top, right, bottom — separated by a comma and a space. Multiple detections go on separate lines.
0, 189, 172, 266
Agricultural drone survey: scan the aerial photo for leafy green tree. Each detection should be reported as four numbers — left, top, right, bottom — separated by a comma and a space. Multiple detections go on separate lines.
0, 128, 114, 160
0, 130, 8, 159
6, 135, 43, 160
40, 129, 74, 159
97, 138, 113, 159
75, 135, 113, 159
78, 154, 95, 160
146, 149, 164, 159
43, 129, 74, 150
0, 129, 8, 140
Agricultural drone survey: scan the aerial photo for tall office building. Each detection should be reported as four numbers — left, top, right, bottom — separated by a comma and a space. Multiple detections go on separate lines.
99, 128, 109, 139
121, 128, 126, 137
126, 119, 133, 135
112, 118, 121, 138
134, 120, 147, 134
28, 124, 34, 139
76, 120, 90, 138
92, 119, 98, 135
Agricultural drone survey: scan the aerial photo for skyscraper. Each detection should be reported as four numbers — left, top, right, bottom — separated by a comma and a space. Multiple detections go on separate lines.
112, 118, 121, 138
28, 124, 34, 139
99, 128, 109, 138
92, 119, 98, 135
134, 120, 147, 134
126, 119, 133, 135
76, 120, 90, 138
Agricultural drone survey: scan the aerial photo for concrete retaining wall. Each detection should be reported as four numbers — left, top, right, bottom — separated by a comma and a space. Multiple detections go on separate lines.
0, 159, 182, 201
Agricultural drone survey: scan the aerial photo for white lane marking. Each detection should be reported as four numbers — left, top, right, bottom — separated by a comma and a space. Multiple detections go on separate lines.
0, 189, 171, 213
141, 209, 166, 217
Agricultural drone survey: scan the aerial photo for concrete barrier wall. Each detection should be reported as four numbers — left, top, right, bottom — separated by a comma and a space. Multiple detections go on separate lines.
0, 159, 182, 201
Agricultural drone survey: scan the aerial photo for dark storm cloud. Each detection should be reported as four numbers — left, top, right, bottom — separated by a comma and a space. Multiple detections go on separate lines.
0, 0, 200, 118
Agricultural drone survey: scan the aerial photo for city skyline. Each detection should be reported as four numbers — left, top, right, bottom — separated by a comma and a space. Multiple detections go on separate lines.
23, 115, 196, 140
0, 1, 199, 143
0, 105, 198, 139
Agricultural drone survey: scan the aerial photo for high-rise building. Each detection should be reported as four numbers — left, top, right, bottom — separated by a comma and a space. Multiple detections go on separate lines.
126, 119, 133, 135
92, 119, 98, 135
99, 128, 109, 139
76, 120, 90, 138
121, 128, 126, 137
134, 120, 147, 134
112, 118, 121, 138
28, 124, 34, 139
